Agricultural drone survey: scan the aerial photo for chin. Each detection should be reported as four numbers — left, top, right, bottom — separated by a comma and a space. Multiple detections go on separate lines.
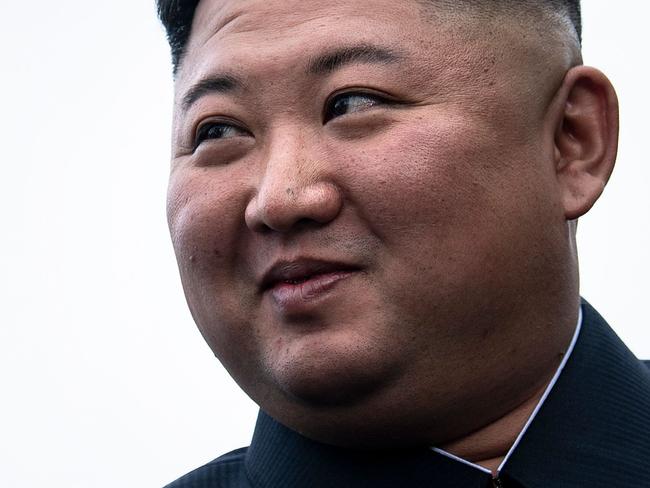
277, 365, 384, 407
266, 333, 402, 408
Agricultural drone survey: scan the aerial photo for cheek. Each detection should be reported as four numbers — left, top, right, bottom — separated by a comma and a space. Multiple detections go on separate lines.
167, 168, 256, 333
340, 113, 507, 244
168, 168, 245, 273
334, 112, 555, 301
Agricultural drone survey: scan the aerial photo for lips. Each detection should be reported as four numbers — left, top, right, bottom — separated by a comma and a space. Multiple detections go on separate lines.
260, 259, 360, 312
260, 259, 360, 292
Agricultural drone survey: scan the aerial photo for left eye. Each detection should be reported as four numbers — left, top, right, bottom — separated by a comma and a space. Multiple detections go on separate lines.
194, 122, 248, 149
323, 92, 387, 122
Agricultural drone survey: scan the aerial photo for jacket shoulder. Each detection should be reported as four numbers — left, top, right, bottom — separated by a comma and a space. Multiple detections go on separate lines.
644, 360, 650, 369
164, 447, 250, 488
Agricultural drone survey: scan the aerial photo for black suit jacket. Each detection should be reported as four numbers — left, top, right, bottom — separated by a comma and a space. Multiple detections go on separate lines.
165, 301, 650, 487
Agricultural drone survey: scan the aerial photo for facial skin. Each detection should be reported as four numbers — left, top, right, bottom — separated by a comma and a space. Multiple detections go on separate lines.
167, 0, 618, 455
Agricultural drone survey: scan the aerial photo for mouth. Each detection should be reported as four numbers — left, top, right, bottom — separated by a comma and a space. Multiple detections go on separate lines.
260, 259, 361, 310
260, 259, 361, 292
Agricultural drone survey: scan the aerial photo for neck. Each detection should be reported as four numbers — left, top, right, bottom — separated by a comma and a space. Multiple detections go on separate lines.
438, 297, 581, 475
439, 375, 553, 476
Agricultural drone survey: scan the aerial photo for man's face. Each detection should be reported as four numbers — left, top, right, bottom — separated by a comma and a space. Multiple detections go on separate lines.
168, 0, 572, 445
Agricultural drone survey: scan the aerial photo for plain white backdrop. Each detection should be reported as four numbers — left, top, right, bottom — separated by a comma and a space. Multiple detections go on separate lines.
0, 1, 647, 486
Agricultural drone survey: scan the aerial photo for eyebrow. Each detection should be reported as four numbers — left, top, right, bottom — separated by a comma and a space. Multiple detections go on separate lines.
181, 74, 242, 112
181, 44, 403, 112
307, 44, 403, 75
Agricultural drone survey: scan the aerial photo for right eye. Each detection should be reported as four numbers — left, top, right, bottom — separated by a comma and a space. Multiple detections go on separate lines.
323, 92, 387, 123
194, 121, 249, 148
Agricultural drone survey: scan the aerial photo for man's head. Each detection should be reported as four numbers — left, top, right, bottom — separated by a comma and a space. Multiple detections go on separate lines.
161, 0, 618, 447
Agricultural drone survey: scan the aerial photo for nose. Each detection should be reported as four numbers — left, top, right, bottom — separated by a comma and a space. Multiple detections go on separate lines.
245, 136, 343, 233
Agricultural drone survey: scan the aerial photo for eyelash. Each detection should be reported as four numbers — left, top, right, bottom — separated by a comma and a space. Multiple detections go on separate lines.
192, 91, 393, 149
193, 121, 248, 149
323, 91, 390, 123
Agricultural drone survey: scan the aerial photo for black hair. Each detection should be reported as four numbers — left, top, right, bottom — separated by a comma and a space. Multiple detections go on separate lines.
157, 0, 581, 75
157, 0, 201, 75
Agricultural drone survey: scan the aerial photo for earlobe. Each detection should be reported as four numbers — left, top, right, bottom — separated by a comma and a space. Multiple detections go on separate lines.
551, 66, 619, 220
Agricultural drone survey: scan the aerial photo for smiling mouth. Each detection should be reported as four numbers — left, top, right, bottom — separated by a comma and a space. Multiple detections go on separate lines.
260, 259, 361, 312
261, 259, 360, 290
269, 271, 357, 312
274, 270, 354, 293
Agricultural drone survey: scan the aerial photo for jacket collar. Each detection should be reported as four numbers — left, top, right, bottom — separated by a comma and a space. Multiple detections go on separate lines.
500, 299, 650, 487
245, 300, 650, 487
245, 411, 491, 487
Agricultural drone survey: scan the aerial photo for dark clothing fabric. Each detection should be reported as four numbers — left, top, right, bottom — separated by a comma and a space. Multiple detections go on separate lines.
165, 301, 650, 487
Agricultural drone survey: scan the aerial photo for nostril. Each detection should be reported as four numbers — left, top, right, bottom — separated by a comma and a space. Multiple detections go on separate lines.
245, 182, 343, 234
293, 218, 327, 231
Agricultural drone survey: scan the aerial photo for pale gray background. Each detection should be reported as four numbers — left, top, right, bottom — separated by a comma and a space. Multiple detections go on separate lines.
0, 1, 647, 486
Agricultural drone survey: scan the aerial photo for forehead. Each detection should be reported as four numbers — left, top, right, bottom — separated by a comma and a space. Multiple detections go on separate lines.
179, 0, 488, 84
190, 0, 424, 46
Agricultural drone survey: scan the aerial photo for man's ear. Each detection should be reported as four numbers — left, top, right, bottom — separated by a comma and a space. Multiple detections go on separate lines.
549, 66, 619, 220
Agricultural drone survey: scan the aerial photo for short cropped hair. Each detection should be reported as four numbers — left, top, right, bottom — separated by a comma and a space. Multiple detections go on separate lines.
157, 0, 582, 75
